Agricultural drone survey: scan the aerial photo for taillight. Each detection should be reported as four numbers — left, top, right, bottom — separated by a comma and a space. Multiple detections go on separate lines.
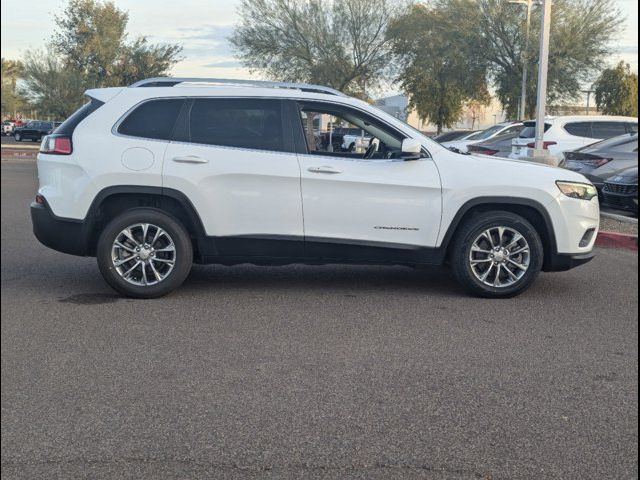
469, 148, 500, 155
526, 141, 557, 150
40, 135, 72, 155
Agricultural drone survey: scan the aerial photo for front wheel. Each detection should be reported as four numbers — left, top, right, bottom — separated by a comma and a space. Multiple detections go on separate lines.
450, 211, 544, 298
96, 208, 193, 298
14, 133, 21, 142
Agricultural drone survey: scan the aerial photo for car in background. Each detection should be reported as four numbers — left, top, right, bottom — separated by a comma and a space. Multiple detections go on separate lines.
601, 166, 638, 216
467, 131, 521, 158
433, 129, 477, 143
339, 128, 372, 151
509, 116, 638, 161
2, 121, 16, 136
560, 133, 638, 192
442, 122, 523, 153
14, 121, 59, 142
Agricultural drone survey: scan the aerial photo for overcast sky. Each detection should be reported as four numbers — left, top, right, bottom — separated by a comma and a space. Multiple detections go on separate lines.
1, 0, 638, 93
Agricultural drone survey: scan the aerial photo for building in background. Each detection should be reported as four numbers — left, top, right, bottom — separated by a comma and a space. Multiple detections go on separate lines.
375, 94, 508, 135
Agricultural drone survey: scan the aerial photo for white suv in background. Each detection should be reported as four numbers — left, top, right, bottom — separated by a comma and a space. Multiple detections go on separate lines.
442, 121, 524, 153
32, 77, 600, 299
510, 115, 638, 161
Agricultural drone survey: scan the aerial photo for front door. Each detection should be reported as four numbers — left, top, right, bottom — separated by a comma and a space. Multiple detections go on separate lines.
293, 101, 442, 263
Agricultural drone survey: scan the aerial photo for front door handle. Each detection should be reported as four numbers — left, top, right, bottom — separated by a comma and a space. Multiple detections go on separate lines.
172, 155, 209, 164
308, 166, 342, 174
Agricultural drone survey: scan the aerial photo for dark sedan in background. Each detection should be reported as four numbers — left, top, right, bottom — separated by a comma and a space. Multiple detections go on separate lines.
601, 166, 638, 216
560, 133, 638, 190
467, 131, 520, 158
13, 120, 61, 142
433, 129, 478, 143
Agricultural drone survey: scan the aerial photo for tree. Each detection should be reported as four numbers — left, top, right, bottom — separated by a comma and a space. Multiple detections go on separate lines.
1, 58, 24, 118
230, 0, 400, 97
388, 2, 490, 134
473, 0, 624, 118
594, 61, 638, 116
20, 51, 87, 119
20, 0, 183, 117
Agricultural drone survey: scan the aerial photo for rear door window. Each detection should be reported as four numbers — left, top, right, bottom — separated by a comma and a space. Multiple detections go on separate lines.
591, 122, 629, 139
118, 99, 184, 140
564, 122, 592, 138
181, 98, 289, 152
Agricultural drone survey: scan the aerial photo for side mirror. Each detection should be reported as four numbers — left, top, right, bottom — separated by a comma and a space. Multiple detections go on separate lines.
401, 138, 422, 160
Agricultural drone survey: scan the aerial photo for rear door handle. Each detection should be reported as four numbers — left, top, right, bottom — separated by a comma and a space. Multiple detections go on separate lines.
308, 166, 342, 174
172, 155, 208, 164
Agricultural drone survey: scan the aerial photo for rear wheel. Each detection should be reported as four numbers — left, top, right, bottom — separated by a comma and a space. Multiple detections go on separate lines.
450, 211, 544, 298
97, 208, 193, 298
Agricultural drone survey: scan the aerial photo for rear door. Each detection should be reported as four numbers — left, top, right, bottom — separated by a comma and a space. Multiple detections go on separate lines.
163, 97, 304, 258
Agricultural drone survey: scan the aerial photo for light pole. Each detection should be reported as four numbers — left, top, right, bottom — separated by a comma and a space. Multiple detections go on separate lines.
509, 0, 534, 120
533, 0, 552, 162
582, 89, 595, 115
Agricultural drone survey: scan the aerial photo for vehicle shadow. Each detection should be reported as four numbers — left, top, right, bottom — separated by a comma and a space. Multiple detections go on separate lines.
182, 263, 461, 297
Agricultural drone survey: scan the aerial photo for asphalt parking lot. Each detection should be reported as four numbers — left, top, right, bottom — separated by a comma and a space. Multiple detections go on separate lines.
1, 159, 638, 479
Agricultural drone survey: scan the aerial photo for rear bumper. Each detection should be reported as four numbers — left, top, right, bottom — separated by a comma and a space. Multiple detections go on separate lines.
543, 251, 596, 272
31, 201, 89, 256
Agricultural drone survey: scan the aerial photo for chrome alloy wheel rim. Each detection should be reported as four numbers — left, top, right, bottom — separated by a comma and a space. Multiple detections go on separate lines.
111, 223, 176, 286
469, 226, 531, 288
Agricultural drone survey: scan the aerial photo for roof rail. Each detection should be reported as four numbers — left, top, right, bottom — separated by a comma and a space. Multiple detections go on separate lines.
129, 77, 346, 97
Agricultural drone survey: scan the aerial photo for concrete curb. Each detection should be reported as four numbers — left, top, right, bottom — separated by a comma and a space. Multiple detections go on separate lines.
601, 211, 638, 225
596, 231, 638, 251
0, 144, 40, 150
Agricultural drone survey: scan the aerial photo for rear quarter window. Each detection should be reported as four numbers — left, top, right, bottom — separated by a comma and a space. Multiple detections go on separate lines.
117, 99, 184, 140
56, 97, 105, 136
518, 123, 551, 138
564, 122, 592, 138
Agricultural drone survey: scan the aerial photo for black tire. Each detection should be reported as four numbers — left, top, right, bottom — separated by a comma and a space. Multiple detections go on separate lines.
96, 208, 193, 298
450, 211, 544, 298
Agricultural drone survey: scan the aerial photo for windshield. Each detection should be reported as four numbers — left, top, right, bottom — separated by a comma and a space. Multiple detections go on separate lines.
473, 125, 505, 140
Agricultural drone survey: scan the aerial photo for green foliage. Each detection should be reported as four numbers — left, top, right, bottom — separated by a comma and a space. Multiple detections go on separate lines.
388, 2, 490, 133
475, 0, 624, 118
594, 61, 638, 116
20, 0, 183, 118
20, 51, 87, 119
388, 0, 624, 121
1, 58, 24, 117
230, 0, 401, 97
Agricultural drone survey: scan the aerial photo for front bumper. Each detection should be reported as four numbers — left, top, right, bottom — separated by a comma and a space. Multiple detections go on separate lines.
31, 201, 89, 256
602, 191, 639, 214
543, 251, 596, 272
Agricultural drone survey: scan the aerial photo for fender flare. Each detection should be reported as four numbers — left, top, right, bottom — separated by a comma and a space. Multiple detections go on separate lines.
439, 196, 558, 254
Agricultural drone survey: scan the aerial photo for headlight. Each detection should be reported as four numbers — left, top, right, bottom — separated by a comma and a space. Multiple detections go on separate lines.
556, 181, 598, 201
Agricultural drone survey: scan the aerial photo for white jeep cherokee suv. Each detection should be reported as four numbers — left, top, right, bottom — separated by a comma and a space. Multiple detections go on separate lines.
31, 77, 600, 299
